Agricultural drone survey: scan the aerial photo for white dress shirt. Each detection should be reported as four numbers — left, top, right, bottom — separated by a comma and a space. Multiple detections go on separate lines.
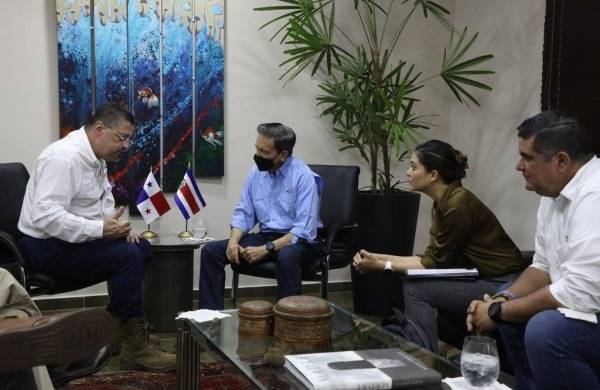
18, 127, 115, 243
531, 156, 600, 312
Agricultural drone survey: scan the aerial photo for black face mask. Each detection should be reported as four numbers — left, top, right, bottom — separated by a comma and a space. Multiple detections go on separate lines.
254, 154, 275, 171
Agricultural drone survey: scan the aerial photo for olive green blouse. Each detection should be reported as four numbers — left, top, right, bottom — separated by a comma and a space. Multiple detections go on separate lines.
419, 181, 524, 277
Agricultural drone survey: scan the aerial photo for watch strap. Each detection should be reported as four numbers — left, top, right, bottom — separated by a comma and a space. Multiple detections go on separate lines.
488, 301, 506, 324
492, 290, 516, 301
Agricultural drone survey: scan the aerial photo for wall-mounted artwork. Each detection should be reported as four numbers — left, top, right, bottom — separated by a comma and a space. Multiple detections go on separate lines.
56, 0, 224, 208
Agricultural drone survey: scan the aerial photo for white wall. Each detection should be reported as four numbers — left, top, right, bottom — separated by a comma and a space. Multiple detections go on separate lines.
0, 1, 544, 299
446, 0, 544, 250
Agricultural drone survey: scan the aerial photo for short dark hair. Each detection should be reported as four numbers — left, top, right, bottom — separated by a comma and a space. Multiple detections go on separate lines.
414, 140, 468, 184
84, 102, 134, 130
517, 111, 594, 162
256, 123, 296, 154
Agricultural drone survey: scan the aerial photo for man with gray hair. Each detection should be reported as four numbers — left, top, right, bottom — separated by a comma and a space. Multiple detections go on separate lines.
199, 123, 323, 309
467, 111, 600, 389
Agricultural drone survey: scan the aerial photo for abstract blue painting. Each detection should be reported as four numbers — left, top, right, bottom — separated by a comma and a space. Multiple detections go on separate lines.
57, 0, 92, 138
56, 0, 225, 205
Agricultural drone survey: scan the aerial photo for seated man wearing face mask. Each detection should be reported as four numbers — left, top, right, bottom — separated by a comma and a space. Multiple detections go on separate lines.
199, 123, 323, 309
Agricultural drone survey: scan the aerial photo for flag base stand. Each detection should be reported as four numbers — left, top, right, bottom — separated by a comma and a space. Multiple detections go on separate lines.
178, 230, 193, 238
141, 230, 158, 239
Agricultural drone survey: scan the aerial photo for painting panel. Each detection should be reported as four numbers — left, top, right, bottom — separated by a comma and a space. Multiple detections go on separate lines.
93, 0, 131, 204
56, 0, 93, 138
122, 0, 163, 212
194, 0, 225, 177
162, 0, 194, 192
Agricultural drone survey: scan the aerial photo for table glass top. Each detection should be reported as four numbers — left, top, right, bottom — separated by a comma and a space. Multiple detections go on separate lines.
188, 302, 461, 389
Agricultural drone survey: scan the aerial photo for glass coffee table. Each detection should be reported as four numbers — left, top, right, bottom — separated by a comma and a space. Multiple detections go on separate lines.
176, 303, 474, 390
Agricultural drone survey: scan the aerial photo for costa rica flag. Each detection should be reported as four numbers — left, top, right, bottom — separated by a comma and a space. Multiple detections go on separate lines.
174, 168, 206, 220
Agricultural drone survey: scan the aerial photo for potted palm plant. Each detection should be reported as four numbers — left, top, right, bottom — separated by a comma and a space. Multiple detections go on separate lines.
256, 0, 494, 315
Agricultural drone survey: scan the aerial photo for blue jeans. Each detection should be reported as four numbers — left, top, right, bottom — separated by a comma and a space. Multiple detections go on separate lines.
19, 236, 151, 321
498, 286, 600, 389
199, 232, 320, 309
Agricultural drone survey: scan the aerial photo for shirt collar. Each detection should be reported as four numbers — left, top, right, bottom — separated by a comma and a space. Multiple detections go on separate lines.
73, 126, 104, 169
435, 180, 462, 210
560, 156, 599, 201
270, 155, 293, 177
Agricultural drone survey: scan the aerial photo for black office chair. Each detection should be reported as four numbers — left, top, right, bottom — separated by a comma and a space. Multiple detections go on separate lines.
0, 162, 95, 295
230, 164, 360, 305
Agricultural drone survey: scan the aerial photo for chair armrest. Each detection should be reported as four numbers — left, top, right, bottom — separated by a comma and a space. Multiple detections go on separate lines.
0, 231, 26, 267
322, 221, 357, 254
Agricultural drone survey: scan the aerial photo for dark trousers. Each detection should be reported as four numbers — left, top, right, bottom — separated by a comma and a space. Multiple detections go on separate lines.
19, 236, 151, 320
403, 273, 517, 351
496, 284, 600, 390
199, 232, 320, 310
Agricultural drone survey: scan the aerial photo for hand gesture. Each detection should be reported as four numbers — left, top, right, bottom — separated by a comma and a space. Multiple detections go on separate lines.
102, 207, 131, 239
466, 294, 499, 334
240, 246, 269, 264
127, 231, 140, 244
352, 249, 380, 273
226, 241, 242, 264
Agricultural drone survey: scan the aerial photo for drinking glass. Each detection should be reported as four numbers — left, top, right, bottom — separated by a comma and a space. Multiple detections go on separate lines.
460, 336, 500, 388
192, 218, 207, 238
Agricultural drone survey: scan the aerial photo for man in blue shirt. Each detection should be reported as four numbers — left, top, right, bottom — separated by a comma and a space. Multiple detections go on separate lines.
199, 123, 323, 309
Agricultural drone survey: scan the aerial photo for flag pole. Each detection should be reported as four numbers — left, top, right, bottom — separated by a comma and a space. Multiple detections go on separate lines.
141, 223, 157, 239
178, 218, 193, 238
177, 162, 194, 238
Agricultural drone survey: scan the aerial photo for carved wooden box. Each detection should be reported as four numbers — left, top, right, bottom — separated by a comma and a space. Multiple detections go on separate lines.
273, 295, 333, 351
238, 300, 274, 336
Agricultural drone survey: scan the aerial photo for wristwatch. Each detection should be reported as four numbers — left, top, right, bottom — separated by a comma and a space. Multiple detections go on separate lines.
383, 261, 393, 273
488, 301, 506, 324
265, 241, 276, 253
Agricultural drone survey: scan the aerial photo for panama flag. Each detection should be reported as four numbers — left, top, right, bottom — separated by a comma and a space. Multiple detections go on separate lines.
174, 168, 206, 220
136, 172, 171, 224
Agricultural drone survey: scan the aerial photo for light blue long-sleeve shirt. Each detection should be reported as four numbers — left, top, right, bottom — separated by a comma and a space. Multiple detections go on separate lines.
230, 156, 323, 243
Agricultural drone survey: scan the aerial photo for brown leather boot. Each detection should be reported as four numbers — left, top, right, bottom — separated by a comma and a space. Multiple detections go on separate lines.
119, 318, 176, 372
109, 318, 161, 355
0, 309, 110, 373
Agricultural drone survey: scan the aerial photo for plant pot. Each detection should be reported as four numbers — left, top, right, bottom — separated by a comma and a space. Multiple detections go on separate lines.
352, 190, 420, 316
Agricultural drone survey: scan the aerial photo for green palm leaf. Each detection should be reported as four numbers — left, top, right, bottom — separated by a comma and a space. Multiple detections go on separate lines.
441, 27, 494, 106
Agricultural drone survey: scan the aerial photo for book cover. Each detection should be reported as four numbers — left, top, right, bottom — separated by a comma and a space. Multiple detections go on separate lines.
284, 348, 442, 390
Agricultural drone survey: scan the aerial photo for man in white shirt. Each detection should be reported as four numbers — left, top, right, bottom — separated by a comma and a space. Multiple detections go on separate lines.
17, 103, 175, 372
467, 111, 600, 390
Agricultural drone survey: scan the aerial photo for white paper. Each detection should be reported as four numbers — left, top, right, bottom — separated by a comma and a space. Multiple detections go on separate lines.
181, 236, 216, 244
557, 308, 598, 324
175, 309, 230, 322
443, 377, 511, 390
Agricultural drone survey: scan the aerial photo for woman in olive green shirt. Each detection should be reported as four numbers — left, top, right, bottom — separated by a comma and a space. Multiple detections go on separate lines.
353, 140, 524, 351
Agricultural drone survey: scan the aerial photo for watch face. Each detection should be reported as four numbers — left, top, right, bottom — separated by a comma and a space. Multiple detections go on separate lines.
266, 242, 275, 252
489, 302, 502, 322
